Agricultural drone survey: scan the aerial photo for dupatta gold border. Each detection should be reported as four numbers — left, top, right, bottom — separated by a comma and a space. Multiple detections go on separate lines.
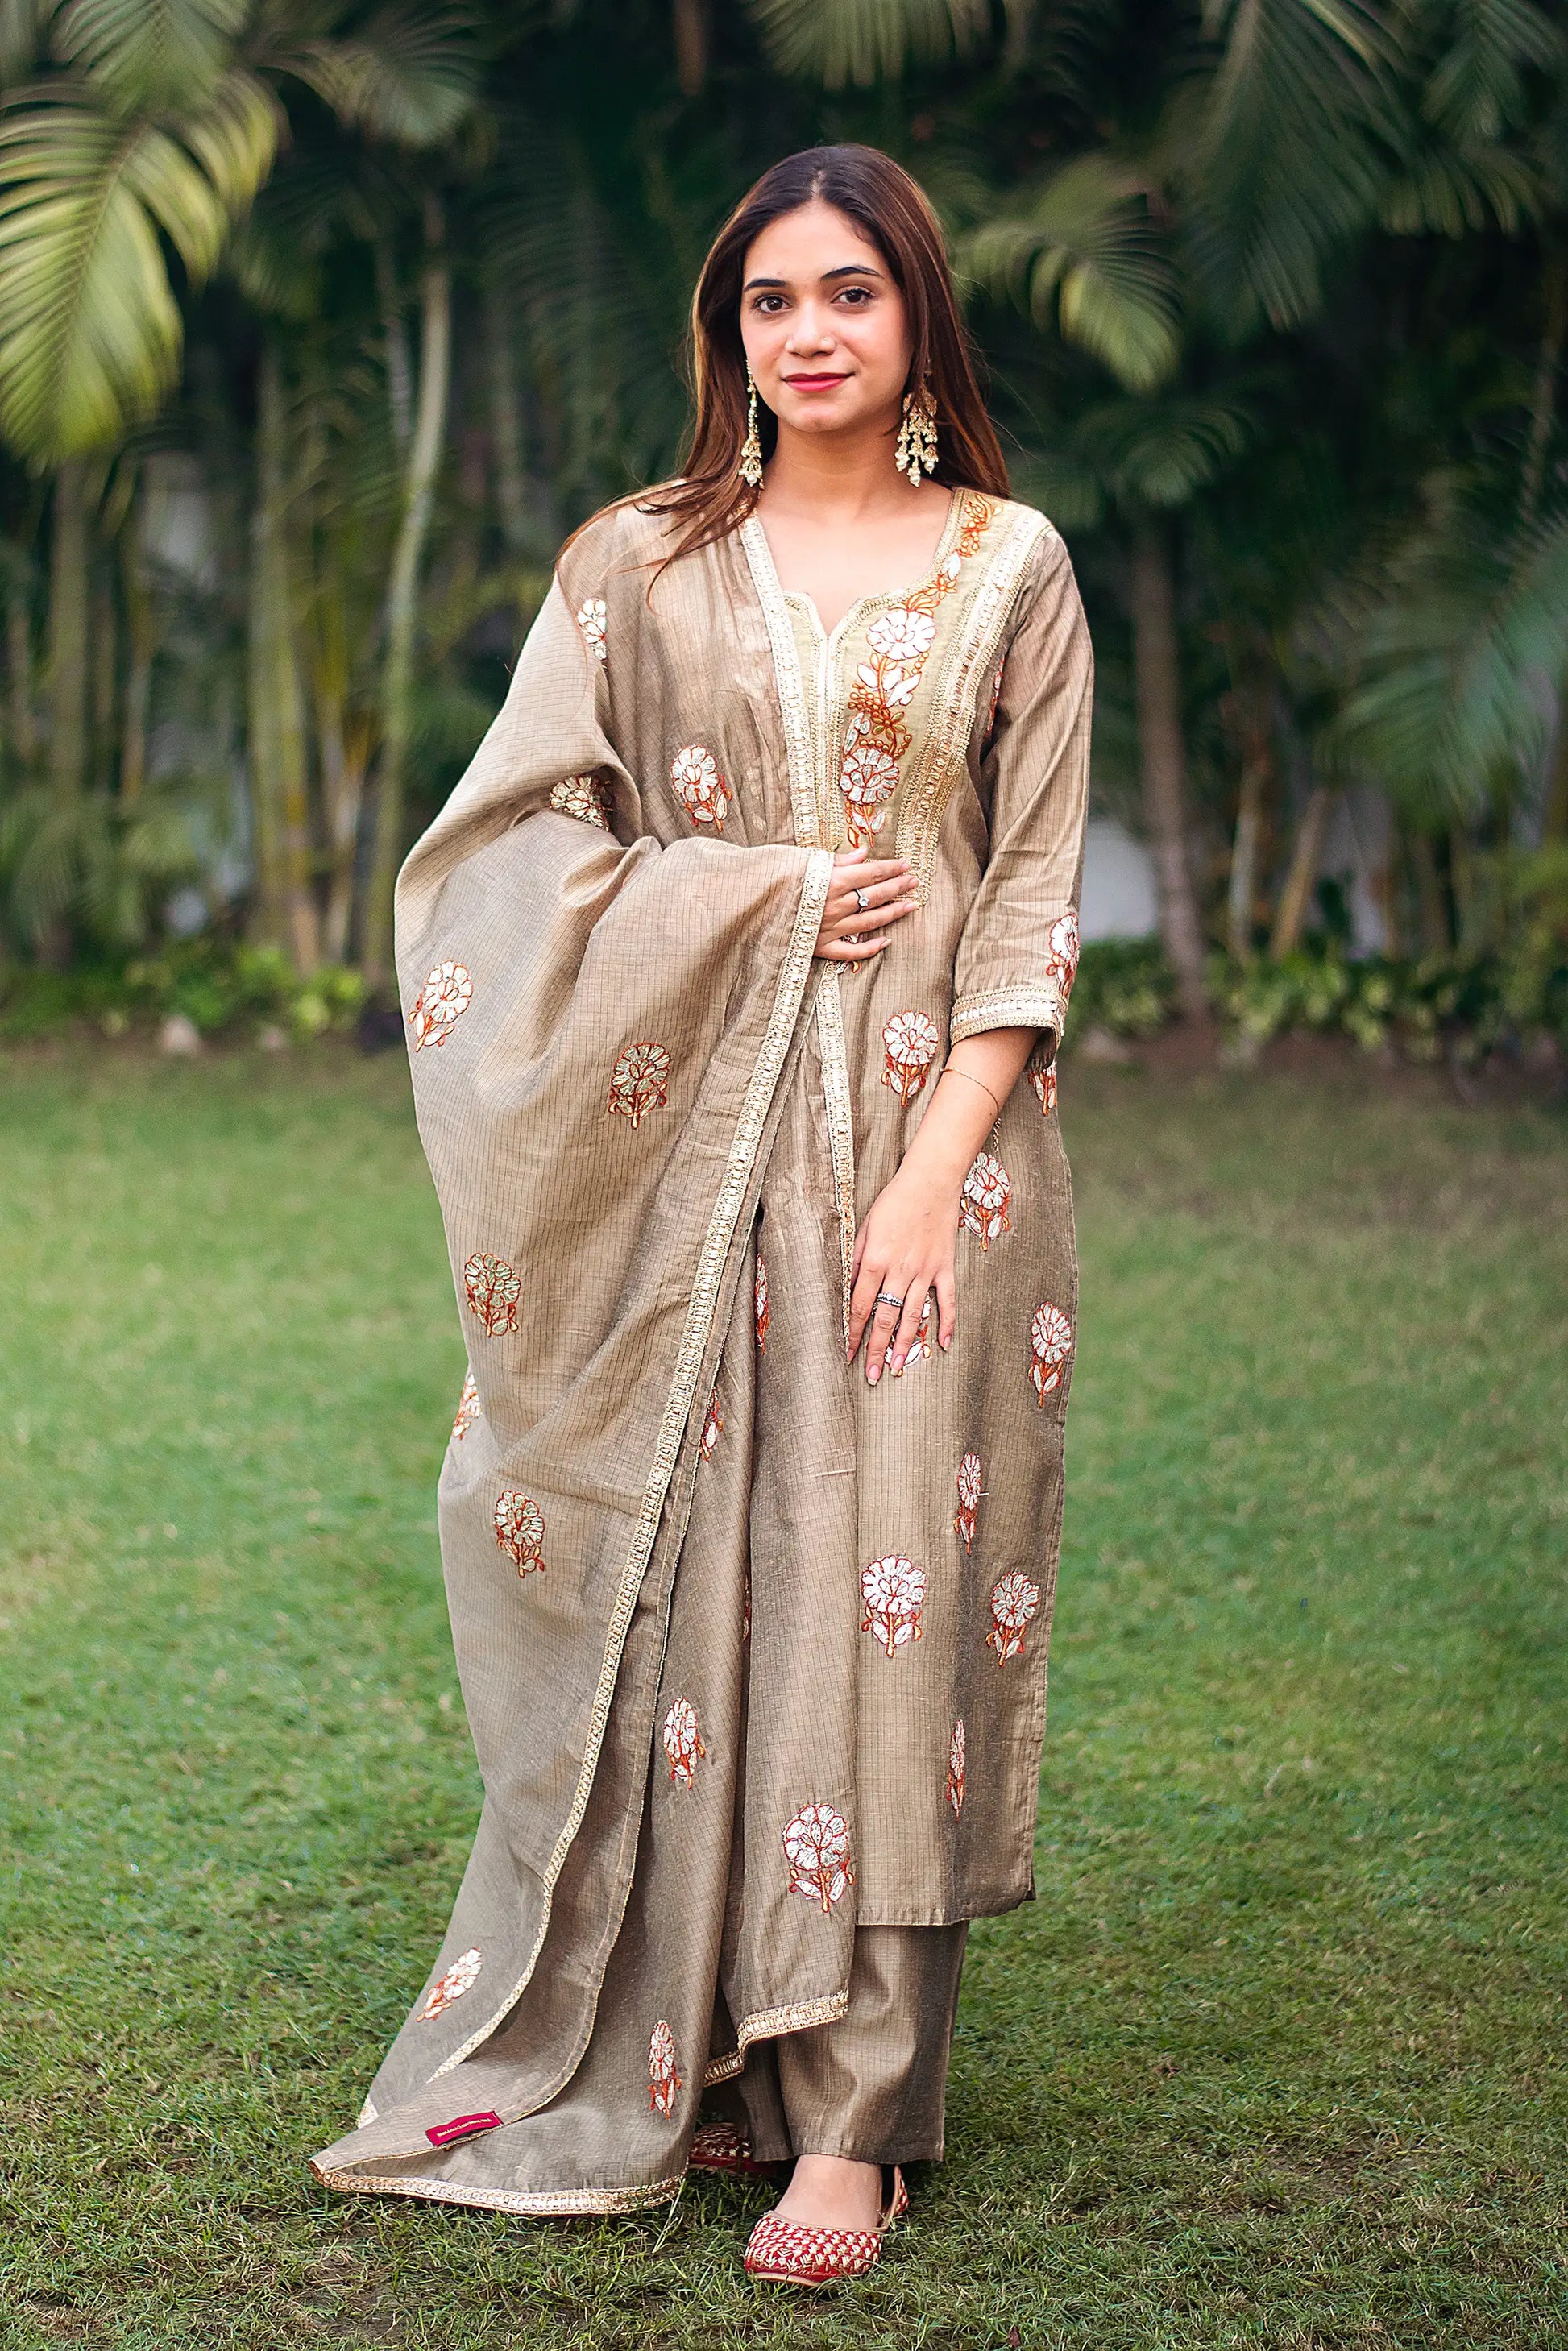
312, 2165, 686, 2219
358, 841, 837, 2127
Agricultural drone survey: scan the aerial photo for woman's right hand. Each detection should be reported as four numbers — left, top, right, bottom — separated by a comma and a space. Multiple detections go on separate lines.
813, 845, 919, 963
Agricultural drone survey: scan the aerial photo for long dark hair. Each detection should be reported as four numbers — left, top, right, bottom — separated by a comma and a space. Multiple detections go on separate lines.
641, 144, 1009, 564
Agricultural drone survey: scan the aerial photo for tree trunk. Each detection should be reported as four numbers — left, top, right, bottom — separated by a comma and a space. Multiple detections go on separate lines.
1519, 245, 1566, 530
1269, 786, 1334, 957
1130, 520, 1209, 1020
375, 237, 413, 458
90, 554, 117, 795
364, 195, 452, 987
6, 565, 35, 770
248, 342, 320, 970
672, 0, 708, 94
48, 458, 91, 802
119, 477, 152, 803
1226, 686, 1272, 960
483, 276, 529, 555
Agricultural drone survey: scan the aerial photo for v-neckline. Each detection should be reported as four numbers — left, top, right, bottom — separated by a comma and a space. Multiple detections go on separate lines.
754, 487, 964, 651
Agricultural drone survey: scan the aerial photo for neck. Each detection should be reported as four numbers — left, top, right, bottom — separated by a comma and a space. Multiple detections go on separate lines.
761, 412, 912, 520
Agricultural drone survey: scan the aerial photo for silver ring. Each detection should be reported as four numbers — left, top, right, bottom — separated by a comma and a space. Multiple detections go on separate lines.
853, 886, 870, 914
874, 1289, 905, 1312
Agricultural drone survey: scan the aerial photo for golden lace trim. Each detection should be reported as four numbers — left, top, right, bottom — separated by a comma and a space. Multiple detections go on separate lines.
814, 972, 857, 1337
949, 980, 1069, 1046
426, 843, 836, 2083
897, 510, 1053, 903
740, 518, 821, 852
699, 1990, 852, 2087
311, 2162, 683, 2217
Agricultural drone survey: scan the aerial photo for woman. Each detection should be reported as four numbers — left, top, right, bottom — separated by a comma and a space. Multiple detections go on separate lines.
311, 143, 1091, 2287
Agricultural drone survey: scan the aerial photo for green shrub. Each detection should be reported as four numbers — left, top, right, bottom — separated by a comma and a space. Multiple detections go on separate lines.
0, 940, 366, 1043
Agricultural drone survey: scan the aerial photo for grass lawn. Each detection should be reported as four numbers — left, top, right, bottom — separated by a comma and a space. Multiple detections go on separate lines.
2, 1042, 1566, 2351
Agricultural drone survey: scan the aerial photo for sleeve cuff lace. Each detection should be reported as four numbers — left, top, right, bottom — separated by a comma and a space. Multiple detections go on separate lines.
949, 980, 1071, 1049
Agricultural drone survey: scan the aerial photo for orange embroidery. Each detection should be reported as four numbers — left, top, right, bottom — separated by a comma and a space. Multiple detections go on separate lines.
699, 1392, 723, 1458
838, 493, 993, 846
1045, 910, 1081, 1002
983, 656, 1006, 746
881, 1010, 940, 1105
452, 1370, 481, 1441
575, 596, 607, 662
860, 1554, 927, 1656
409, 960, 471, 1051
464, 1251, 521, 1337
648, 2020, 680, 2116
947, 1719, 966, 1816
954, 1451, 981, 1551
608, 1040, 670, 1127
549, 774, 611, 828
494, 1491, 545, 1575
988, 1572, 1040, 1663
755, 1255, 769, 1350
960, 1151, 1012, 1250
782, 1803, 855, 1913
662, 1698, 707, 1788
1030, 1301, 1074, 1401
417, 1946, 482, 2020
1030, 1060, 1058, 1117
670, 744, 730, 833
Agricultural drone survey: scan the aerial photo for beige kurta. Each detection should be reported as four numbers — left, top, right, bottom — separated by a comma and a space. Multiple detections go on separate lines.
310, 483, 1093, 2213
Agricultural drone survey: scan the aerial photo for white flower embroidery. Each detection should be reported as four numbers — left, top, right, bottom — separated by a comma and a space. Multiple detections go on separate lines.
575, 597, 607, 662
859, 1554, 927, 1657
463, 1251, 521, 1338
947, 1719, 966, 1816
1029, 1301, 1074, 1402
409, 960, 472, 1052
662, 1698, 707, 1788
670, 744, 730, 833
865, 605, 937, 664
960, 1151, 1012, 1250
494, 1491, 545, 1575
881, 1010, 940, 1106
417, 1946, 482, 2021
549, 774, 611, 829
452, 1370, 481, 1441
648, 2020, 680, 2115
988, 1572, 1040, 1664
699, 1393, 723, 1458
755, 1255, 769, 1350
608, 1039, 671, 1127
1045, 910, 1081, 993
953, 1451, 981, 1551
1030, 1060, 1058, 1117
782, 1802, 855, 1913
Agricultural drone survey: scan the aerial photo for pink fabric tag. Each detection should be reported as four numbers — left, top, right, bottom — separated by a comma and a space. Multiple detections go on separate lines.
425, 2111, 503, 2147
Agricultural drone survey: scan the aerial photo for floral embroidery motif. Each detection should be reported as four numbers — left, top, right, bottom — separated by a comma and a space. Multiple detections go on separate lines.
608, 1039, 671, 1127
417, 1946, 482, 2020
953, 1451, 982, 1551
892, 1295, 935, 1374
755, 1255, 770, 1351
494, 1490, 545, 1576
983, 657, 1006, 746
662, 1698, 707, 1788
648, 2020, 681, 2116
881, 1010, 940, 1105
409, 960, 472, 1052
549, 773, 611, 829
575, 596, 607, 662
452, 1370, 481, 1442
782, 1803, 855, 1914
1030, 1059, 1058, 1117
699, 1392, 723, 1458
947, 1719, 966, 1816
1045, 910, 1081, 1003
860, 1554, 927, 1657
988, 1572, 1041, 1663
1029, 1301, 1075, 1402
960, 1151, 1012, 1250
464, 1251, 521, 1337
838, 492, 993, 846
670, 744, 730, 833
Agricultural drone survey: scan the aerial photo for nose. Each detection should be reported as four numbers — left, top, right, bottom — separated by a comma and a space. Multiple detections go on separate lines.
785, 301, 836, 356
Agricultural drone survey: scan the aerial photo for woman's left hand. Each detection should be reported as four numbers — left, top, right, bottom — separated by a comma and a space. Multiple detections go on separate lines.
848, 1164, 960, 1384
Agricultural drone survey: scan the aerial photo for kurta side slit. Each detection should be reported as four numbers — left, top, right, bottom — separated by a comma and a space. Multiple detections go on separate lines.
309, 489, 1093, 2215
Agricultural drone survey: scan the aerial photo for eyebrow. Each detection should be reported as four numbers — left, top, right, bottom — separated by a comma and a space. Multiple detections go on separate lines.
741, 263, 887, 291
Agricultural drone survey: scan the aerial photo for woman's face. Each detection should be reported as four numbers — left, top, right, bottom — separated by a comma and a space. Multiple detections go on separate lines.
739, 198, 912, 444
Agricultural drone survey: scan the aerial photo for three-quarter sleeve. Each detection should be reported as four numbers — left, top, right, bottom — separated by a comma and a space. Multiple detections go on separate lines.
949, 529, 1093, 1057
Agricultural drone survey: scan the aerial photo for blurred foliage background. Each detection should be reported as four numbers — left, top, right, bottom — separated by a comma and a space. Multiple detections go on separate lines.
0, 0, 1564, 1058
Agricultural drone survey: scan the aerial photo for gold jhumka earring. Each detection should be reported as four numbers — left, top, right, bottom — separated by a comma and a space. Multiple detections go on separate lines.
895, 377, 939, 483
738, 370, 765, 488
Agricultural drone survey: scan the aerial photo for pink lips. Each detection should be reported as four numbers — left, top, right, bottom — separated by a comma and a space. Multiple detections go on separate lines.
784, 373, 849, 391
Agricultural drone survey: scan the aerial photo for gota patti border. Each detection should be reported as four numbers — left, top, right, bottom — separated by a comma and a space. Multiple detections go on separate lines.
896, 507, 1054, 904
311, 2163, 686, 2220
701, 1989, 852, 2088
740, 514, 860, 1335
322, 843, 838, 2179
951, 977, 1070, 1047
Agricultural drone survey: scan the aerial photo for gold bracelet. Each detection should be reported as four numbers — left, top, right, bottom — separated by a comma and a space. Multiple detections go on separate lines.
937, 1064, 1002, 1119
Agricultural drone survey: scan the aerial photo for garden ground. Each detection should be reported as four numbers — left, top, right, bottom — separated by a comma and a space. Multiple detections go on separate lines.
2, 1043, 1565, 2350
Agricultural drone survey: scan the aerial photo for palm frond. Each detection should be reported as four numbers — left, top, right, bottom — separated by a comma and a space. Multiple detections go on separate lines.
962, 156, 1180, 394
0, 0, 46, 82
0, 73, 279, 460
747, 0, 991, 87
1074, 393, 1255, 510
1411, 0, 1564, 144
52, 0, 249, 110
281, 5, 480, 147
1378, 134, 1540, 234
